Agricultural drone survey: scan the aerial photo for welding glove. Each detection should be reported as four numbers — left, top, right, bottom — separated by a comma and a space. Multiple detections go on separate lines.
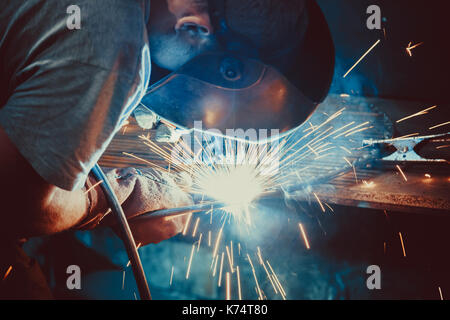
100, 167, 193, 245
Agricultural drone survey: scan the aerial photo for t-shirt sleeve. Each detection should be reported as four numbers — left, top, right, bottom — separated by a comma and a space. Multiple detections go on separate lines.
0, 0, 151, 191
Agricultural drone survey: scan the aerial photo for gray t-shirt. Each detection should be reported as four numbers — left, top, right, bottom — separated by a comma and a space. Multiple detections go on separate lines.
0, 0, 151, 191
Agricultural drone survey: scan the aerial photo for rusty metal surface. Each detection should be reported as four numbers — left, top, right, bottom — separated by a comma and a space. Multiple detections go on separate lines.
308, 165, 450, 214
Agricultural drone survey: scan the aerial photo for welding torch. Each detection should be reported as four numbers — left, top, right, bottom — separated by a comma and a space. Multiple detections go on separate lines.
130, 190, 284, 222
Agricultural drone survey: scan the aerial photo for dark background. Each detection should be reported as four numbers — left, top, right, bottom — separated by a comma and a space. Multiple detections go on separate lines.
321, 0, 450, 104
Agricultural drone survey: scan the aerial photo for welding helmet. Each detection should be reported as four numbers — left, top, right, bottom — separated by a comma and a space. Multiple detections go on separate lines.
139, 0, 334, 141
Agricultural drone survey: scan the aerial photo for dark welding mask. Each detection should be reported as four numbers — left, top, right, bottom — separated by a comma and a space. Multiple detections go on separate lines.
139, 0, 334, 141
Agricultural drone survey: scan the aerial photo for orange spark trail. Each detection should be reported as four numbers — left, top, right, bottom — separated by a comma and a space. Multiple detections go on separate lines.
429, 121, 450, 130
438, 287, 444, 300
406, 41, 424, 56
313, 193, 326, 213
343, 39, 381, 78
197, 233, 203, 251
218, 252, 225, 287
226, 272, 231, 300
247, 254, 263, 300
396, 105, 437, 123
226, 246, 234, 273
396, 165, 408, 182
84, 180, 103, 194
212, 254, 219, 277
182, 213, 193, 236
236, 266, 242, 300
192, 217, 200, 237
399, 232, 407, 257
266, 261, 286, 300
212, 223, 225, 258
126, 243, 142, 267
298, 223, 311, 250
186, 244, 196, 279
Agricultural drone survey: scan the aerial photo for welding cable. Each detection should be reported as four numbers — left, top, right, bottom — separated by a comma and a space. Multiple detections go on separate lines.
91, 164, 152, 300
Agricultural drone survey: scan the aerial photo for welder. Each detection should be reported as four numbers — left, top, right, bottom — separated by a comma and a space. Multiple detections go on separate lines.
0, 0, 333, 299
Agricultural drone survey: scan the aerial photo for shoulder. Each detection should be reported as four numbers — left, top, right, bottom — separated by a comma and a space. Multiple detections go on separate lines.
1, 0, 149, 78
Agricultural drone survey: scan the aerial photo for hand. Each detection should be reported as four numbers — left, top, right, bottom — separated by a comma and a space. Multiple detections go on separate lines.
101, 167, 193, 245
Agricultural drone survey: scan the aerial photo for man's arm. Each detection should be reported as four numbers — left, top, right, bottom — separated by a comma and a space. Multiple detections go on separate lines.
0, 125, 191, 244
0, 126, 89, 239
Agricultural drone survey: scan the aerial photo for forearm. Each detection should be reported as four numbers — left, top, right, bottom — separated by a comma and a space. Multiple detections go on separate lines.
2, 185, 89, 239
18, 174, 111, 238
37, 186, 90, 236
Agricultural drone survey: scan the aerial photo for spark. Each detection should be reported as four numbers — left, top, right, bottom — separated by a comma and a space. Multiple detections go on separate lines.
324, 203, 335, 212
439, 287, 444, 300
340, 146, 352, 154
197, 233, 203, 252
247, 254, 263, 300
84, 180, 103, 194
396, 165, 408, 182
399, 232, 407, 257
344, 126, 374, 137
186, 244, 196, 280
192, 217, 200, 237
226, 272, 231, 300
406, 41, 424, 57
343, 39, 381, 78
396, 105, 437, 123
436, 145, 450, 149
429, 121, 450, 130
313, 192, 326, 213
182, 213, 193, 236
226, 246, 234, 273
212, 254, 219, 277
170, 266, 174, 286
257, 247, 264, 265
266, 261, 286, 300
2, 265, 12, 281
236, 266, 242, 300
393, 133, 420, 139
425, 174, 431, 179
122, 270, 126, 290
126, 242, 142, 267
230, 241, 234, 266
212, 223, 224, 258
258, 252, 278, 295
334, 122, 370, 139
298, 223, 311, 250
218, 252, 225, 287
